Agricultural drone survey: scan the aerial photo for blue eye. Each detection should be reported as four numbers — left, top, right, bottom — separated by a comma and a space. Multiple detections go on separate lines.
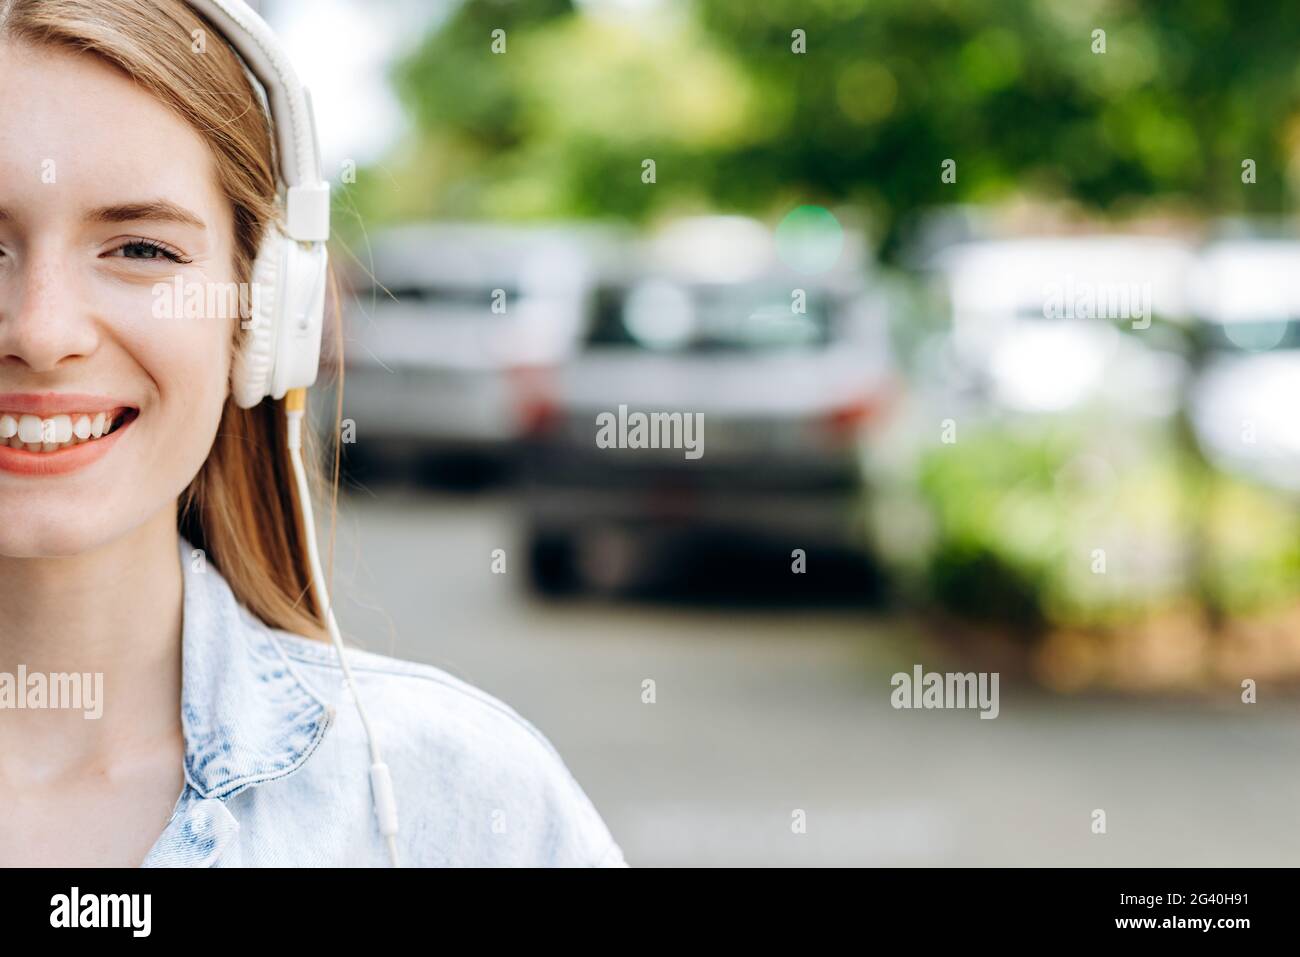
110, 239, 191, 264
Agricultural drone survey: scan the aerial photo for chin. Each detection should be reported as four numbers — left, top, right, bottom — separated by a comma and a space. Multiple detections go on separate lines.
0, 500, 127, 559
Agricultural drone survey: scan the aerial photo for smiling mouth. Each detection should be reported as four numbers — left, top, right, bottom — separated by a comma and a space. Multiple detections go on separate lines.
0, 408, 138, 452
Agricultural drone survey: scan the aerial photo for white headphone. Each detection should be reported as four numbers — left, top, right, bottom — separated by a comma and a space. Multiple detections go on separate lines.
185, 0, 330, 408
183, 0, 402, 867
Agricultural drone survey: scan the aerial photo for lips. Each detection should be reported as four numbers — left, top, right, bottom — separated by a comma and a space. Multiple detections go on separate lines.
0, 392, 138, 417
0, 394, 139, 477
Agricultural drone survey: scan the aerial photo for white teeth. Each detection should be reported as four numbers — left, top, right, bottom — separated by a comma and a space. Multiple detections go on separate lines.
0, 410, 128, 453
50, 414, 72, 443
17, 415, 42, 444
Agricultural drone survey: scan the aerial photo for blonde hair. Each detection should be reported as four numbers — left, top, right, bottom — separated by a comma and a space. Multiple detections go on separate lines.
1, 0, 341, 642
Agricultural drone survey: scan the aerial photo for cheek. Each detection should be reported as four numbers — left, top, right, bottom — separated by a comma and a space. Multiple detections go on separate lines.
107, 278, 237, 502
97, 275, 236, 409
135, 312, 234, 446
123, 263, 241, 403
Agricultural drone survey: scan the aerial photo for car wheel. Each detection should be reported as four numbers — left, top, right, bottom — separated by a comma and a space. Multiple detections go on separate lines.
527, 531, 582, 597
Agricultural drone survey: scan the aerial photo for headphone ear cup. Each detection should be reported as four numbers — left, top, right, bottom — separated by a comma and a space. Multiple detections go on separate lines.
232, 235, 282, 409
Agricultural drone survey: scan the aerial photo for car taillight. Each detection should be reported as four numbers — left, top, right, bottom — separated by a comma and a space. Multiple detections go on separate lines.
824, 380, 898, 438
825, 399, 872, 435
509, 365, 562, 435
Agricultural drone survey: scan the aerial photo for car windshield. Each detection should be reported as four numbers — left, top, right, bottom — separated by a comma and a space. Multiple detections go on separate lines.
588, 282, 832, 351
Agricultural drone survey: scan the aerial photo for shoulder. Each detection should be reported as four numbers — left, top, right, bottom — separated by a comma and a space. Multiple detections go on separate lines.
268, 630, 628, 867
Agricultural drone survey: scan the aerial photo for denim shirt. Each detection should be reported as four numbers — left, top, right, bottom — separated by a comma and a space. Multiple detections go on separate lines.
140, 536, 628, 867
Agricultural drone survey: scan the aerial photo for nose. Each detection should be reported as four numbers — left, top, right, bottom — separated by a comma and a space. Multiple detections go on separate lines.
0, 248, 99, 374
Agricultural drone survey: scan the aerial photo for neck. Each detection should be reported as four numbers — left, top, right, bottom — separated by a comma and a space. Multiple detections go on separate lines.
0, 506, 184, 772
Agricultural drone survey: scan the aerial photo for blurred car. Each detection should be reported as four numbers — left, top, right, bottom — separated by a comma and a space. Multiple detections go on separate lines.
1187, 238, 1300, 492
924, 236, 1196, 419
519, 215, 898, 595
338, 221, 629, 483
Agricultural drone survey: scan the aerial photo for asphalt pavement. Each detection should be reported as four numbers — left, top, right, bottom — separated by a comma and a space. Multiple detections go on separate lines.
325, 486, 1300, 866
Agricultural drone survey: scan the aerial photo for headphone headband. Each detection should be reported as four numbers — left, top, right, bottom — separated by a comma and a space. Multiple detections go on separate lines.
185, 0, 329, 242
183, 0, 331, 405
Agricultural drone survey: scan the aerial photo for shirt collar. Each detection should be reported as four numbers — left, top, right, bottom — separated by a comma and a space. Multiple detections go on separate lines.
175, 534, 335, 800
139, 536, 335, 867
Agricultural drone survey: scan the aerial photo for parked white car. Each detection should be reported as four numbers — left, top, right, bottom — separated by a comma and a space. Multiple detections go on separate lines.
339, 222, 630, 481
519, 216, 898, 595
926, 236, 1196, 417
1187, 238, 1300, 492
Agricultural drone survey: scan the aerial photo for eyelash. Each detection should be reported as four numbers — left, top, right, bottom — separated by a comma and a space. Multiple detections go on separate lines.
0, 240, 190, 265
108, 238, 193, 265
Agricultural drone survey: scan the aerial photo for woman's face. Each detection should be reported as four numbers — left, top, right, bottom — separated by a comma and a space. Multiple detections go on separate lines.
0, 40, 236, 558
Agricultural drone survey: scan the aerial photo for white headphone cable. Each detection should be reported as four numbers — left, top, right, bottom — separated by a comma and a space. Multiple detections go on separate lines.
285, 388, 401, 867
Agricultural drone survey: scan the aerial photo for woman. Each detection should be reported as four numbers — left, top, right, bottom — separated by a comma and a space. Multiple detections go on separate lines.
0, 0, 627, 867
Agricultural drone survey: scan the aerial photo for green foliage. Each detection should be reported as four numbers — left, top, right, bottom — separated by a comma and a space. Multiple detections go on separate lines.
901, 415, 1300, 633
352, 0, 1300, 252
695, 0, 1300, 240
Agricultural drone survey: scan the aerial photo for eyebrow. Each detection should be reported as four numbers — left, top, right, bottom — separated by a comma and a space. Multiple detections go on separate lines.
87, 200, 206, 230
0, 201, 205, 229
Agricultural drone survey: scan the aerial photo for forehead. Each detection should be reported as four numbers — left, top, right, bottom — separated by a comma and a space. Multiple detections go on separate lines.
0, 39, 223, 224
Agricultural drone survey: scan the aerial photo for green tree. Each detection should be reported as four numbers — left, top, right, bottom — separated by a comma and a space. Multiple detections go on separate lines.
354, 0, 1300, 255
